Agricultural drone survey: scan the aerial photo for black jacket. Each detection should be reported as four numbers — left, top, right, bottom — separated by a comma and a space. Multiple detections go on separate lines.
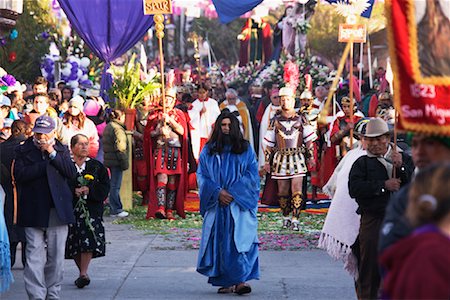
14, 138, 76, 227
348, 152, 414, 218
378, 184, 412, 253
69, 159, 110, 219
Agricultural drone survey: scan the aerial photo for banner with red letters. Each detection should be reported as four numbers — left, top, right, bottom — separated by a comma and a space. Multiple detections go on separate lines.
386, 0, 450, 135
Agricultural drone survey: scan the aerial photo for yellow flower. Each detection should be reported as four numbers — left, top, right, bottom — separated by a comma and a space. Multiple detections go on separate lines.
84, 174, 94, 181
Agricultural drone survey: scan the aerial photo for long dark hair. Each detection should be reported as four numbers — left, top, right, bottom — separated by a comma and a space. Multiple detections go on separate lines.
207, 110, 248, 155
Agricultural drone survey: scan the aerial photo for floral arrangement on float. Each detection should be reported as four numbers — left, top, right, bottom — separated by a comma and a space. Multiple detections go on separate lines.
222, 61, 264, 87
254, 53, 331, 93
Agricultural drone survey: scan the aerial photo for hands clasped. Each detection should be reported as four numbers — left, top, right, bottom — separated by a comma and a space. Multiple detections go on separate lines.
219, 189, 233, 206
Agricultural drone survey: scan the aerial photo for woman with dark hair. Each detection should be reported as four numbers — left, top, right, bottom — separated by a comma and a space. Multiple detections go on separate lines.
102, 109, 129, 218
66, 134, 110, 288
196, 111, 260, 295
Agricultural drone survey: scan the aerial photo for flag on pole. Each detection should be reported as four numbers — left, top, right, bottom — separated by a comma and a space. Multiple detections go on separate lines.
386, 0, 450, 135
211, 0, 263, 24
324, 0, 375, 19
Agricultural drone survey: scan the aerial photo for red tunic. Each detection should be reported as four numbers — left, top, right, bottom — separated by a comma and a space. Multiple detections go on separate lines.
143, 108, 189, 219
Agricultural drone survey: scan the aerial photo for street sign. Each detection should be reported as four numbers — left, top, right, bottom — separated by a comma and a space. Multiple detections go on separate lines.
338, 24, 366, 43
143, 0, 172, 15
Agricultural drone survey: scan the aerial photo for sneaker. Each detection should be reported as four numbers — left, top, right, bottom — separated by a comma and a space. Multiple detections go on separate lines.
282, 218, 291, 229
291, 220, 300, 231
111, 211, 129, 218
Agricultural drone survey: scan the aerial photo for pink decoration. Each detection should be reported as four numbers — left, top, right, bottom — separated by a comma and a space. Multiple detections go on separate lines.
283, 60, 299, 92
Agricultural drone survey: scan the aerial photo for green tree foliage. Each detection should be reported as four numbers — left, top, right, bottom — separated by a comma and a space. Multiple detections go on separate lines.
308, 4, 346, 67
0, 0, 56, 83
189, 17, 246, 63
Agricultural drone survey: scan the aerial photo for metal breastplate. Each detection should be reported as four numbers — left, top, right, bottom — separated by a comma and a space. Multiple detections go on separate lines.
274, 115, 303, 149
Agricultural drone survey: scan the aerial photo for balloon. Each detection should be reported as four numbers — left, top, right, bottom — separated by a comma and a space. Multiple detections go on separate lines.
8, 51, 17, 62
61, 67, 71, 77
10, 29, 18, 40
70, 61, 79, 70
81, 74, 88, 81
77, 69, 83, 78
47, 74, 55, 82
80, 80, 93, 88
69, 80, 79, 88
41, 69, 48, 77
45, 65, 53, 73
69, 73, 78, 81
80, 57, 90, 68
72, 87, 80, 96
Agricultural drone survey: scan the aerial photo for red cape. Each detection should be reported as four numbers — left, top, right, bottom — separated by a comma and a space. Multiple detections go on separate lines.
144, 108, 188, 219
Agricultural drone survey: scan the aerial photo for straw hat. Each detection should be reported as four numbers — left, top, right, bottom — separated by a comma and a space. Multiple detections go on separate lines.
363, 118, 390, 137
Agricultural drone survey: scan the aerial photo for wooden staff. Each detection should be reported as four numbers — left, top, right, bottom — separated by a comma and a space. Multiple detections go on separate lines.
318, 41, 352, 126
154, 14, 166, 116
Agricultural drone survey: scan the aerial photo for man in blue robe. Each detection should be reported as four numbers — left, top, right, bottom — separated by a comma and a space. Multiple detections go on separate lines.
196, 111, 260, 295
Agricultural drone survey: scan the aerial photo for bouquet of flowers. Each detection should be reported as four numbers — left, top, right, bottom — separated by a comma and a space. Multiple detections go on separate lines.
294, 18, 312, 35
75, 174, 102, 244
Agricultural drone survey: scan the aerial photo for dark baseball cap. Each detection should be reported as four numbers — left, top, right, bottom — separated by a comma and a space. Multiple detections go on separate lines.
32, 115, 56, 134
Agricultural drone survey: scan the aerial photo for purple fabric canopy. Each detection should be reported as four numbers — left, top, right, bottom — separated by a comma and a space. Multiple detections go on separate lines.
212, 0, 263, 24
58, 0, 155, 101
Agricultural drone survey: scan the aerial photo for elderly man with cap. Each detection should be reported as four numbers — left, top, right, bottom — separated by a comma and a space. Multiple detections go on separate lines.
348, 117, 414, 300
14, 115, 76, 299
220, 88, 254, 148
144, 88, 189, 220
263, 86, 317, 231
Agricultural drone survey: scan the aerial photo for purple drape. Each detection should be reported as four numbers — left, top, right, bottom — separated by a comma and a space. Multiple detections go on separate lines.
212, 0, 263, 24
58, 0, 154, 101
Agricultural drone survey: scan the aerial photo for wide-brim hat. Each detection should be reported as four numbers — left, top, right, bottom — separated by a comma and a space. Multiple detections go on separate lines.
363, 117, 390, 137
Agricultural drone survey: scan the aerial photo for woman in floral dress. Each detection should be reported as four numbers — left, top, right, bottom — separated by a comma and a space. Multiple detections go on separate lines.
66, 134, 110, 288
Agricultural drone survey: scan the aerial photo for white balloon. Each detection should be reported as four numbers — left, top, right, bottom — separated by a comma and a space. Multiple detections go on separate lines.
72, 87, 80, 96
80, 57, 90, 68
77, 69, 83, 78
61, 67, 71, 77
41, 69, 48, 77
68, 55, 77, 62
69, 80, 79, 88
81, 74, 88, 81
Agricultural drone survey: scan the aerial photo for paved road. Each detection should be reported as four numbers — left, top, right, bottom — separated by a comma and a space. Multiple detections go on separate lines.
3, 218, 356, 300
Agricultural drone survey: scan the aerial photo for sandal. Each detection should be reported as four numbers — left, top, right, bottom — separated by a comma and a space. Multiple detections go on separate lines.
235, 283, 252, 295
217, 286, 235, 294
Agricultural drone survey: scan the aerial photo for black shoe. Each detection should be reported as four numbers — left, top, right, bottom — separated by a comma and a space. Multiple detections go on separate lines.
75, 275, 91, 288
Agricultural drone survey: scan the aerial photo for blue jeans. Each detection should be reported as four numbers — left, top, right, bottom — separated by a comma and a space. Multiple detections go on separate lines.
109, 166, 124, 214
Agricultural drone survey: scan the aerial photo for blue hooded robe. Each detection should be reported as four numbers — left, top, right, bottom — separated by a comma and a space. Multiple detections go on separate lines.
196, 143, 260, 287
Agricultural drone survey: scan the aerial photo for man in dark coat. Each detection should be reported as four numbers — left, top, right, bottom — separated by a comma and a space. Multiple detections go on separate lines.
348, 118, 414, 299
0, 119, 28, 267
14, 115, 76, 299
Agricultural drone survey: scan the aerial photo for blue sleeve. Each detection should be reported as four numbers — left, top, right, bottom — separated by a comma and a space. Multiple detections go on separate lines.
197, 148, 221, 217
227, 147, 260, 211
